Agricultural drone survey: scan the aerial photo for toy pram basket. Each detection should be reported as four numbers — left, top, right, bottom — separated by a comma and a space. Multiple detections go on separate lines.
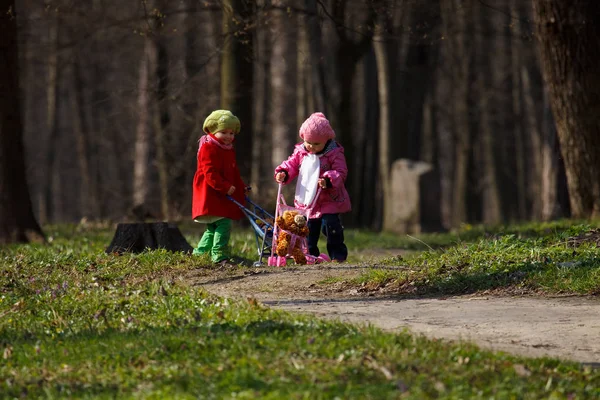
267, 184, 330, 267
228, 185, 330, 267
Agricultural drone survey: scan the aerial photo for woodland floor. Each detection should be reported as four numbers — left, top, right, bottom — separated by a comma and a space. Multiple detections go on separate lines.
184, 249, 600, 366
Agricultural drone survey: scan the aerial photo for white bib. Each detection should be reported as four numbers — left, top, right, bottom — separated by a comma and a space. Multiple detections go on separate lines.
295, 154, 320, 208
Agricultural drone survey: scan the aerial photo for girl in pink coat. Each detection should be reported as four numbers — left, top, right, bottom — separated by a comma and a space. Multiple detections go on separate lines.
275, 112, 351, 262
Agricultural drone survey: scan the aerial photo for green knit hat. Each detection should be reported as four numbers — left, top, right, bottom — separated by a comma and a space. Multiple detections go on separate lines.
202, 110, 241, 134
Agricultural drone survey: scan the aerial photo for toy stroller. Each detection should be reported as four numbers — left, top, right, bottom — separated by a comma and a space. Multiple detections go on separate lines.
227, 191, 277, 267
267, 183, 330, 267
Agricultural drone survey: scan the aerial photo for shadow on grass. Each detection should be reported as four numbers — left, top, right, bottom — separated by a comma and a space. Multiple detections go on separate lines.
192, 264, 405, 286
387, 261, 599, 298
5, 317, 356, 351
412, 268, 534, 296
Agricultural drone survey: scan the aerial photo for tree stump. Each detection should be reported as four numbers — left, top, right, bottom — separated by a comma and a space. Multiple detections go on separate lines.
105, 222, 193, 254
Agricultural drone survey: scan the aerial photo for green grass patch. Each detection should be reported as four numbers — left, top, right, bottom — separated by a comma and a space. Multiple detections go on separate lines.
356, 221, 600, 296
1, 221, 599, 398
317, 277, 346, 285
1, 266, 598, 398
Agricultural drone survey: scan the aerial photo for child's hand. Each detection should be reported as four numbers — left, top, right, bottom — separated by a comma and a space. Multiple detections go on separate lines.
227, 186, 236, 195
318, 178, 327, 189
275, 172, 285, 183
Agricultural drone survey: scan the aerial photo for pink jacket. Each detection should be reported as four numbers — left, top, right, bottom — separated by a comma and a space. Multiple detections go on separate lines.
275, 141, 351, 219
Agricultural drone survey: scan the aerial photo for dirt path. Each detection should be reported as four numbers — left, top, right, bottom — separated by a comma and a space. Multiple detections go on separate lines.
188, 263, 600, 365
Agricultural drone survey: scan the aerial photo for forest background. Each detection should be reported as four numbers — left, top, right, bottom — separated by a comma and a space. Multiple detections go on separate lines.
4, 0, 599, 238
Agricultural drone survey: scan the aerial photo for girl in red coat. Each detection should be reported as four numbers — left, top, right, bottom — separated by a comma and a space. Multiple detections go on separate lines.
192, 110, 247, 264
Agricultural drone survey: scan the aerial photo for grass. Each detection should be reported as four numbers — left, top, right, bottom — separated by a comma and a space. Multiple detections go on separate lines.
354, 220, 600, 297
0, 220, 599, 398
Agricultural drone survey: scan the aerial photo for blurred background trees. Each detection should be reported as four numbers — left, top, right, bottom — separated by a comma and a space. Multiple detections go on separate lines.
0, 0, 45, 244
4, 0, 600, 240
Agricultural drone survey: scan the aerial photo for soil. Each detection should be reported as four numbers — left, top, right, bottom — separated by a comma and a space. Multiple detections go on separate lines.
186, 260, 600, 365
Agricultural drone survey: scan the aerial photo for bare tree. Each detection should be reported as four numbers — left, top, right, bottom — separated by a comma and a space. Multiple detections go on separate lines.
70, 55, 99, 219
221, 0, 254, 178
475, 0, 501, 224
373, 7, 393, 231
11, 0, 573, 229
304, 0, 327, 113
251, 0, 272, 195
38, 10, 60, 224
321, 0, 376, 225
435, 36, 454, 229
269, 0, 297, 171
132, 32, 157, 211
439, 0, 471, 228
532, 0, 600, 218
297, 10, 309, 127
0, 0, 44, 244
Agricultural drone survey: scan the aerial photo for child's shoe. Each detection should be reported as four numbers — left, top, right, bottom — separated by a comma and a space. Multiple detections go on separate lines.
318, 254, 331, 263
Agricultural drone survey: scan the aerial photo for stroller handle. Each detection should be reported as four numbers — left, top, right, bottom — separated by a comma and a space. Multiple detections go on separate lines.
270, 183, 284, 259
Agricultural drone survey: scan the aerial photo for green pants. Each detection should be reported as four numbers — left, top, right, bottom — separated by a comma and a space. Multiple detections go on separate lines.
193, 218, 232, 263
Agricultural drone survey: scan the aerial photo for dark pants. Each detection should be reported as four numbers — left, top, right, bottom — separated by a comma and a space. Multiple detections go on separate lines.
307, 213, 347, 261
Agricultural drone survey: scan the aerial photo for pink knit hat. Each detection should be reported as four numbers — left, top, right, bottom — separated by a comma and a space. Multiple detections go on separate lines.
299, 112, 336, 143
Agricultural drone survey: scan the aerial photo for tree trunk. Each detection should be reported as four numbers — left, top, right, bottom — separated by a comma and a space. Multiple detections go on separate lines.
331, 8, 376, 228
186, 1, 221, 201
373, 16, 393, 232
355, 51, 379, 229
71, 56, 98, 219
296, 12, 308, 128
475, 0, 501, 225
532, 0, 600, 218
269, 0, 297, 171
153, 91, 169, 220
538, 84, 561, 220
40, 13, 59, 224
327, 1, 376, 226
520, 64, 546, 221
153, 34, 169, 219
251, 0, 271, 196
160, 0, 192, 219
0, 0, 45, 244
435, 38, 453, 229
133, 35, 157, 209
390, 1, 438, 162
305, 0, 327, 113
441, 0, 470, 228
221, 0, 253, 179
509, 3, 531, 221
421, 91, 435, 165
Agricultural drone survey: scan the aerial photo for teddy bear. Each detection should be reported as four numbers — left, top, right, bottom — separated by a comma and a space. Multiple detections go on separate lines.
275, 210, 310, 265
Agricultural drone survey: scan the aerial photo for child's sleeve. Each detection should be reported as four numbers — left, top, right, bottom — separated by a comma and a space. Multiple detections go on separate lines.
322, 152, 348, 189
274, 148, 301, 184
235, 167, 248, 202
199, 146, 232, 194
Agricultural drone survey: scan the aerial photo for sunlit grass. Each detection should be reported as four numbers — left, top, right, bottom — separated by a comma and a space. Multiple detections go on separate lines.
1, 251, 598, 398
355, 221, 600, 296
1, 220, 600, 398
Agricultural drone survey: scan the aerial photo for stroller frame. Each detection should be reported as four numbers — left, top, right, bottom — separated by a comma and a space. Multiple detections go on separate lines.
228, 195, 275, 267
229, 185, 330, 267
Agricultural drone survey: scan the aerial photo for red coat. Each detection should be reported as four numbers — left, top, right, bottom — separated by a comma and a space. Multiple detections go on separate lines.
192, 135, 246, 220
